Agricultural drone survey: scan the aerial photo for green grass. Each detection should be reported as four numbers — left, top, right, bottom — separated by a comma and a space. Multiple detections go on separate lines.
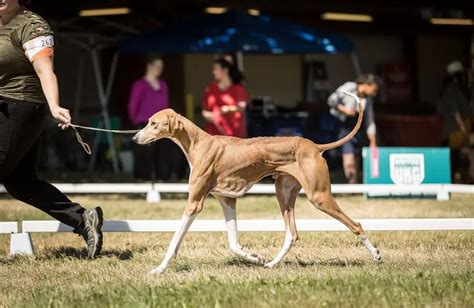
0, 194, 473, 307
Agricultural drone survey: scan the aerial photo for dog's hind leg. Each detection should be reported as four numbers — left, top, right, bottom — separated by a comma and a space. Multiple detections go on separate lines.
292, 156, 382, 263
265, 174, 301, 268
217, 196, 265, 264
307, 190, 382, 263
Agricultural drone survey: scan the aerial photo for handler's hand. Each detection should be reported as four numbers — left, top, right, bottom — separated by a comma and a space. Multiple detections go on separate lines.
51, 106, 71, 129
202, 110, 214, 123
336, 105, 356, 117
344, 107, 357, 117
221, 105, 232, 114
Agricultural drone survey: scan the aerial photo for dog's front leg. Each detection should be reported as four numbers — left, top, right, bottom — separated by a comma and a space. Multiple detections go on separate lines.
150, 213, 197, 274
218, 196, 265, 264
151, 190, 208, 274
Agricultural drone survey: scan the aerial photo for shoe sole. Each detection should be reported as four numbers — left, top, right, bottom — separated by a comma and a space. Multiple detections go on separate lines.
88, 207, 104, 259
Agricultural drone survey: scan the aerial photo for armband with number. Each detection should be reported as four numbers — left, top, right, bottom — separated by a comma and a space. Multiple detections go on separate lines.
22, 35, 54, 62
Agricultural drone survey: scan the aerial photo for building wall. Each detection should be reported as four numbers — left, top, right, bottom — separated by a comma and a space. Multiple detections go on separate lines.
243, 55, 303, 107
351, 34, 405, 74
183, 54, 304, 108
183, 54, 215, 108
183, 35, 405, 109
416, 35, 468, 104
54, 43, 100, 114
305, 35, 405, 95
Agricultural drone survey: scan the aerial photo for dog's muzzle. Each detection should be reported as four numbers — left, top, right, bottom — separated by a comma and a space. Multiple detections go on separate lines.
132, 132, 140, 143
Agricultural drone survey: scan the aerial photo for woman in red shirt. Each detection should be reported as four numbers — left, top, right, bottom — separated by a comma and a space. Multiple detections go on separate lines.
202, 58, 249, 138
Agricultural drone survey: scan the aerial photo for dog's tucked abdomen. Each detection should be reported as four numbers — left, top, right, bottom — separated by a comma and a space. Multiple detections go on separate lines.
211, 136, 303, 197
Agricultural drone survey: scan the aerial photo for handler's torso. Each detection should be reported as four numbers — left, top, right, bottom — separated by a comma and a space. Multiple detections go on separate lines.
0, 10, 53, 104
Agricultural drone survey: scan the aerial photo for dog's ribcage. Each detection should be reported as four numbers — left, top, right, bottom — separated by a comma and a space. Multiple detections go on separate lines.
211, 137, 299, 197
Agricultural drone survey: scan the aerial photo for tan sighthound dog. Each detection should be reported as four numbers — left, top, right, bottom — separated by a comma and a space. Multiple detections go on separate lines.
133, 91, 382, 274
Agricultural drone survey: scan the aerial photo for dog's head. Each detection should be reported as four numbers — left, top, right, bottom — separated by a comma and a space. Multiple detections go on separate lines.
132, 108, 183, 145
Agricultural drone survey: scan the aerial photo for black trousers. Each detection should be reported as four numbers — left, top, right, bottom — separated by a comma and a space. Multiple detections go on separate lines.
0, 98, 84, 230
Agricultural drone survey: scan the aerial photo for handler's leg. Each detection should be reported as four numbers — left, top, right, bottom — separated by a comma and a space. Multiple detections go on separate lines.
217, 196, 264, 264
1, 101, 103, 258
4, 141, 104, 258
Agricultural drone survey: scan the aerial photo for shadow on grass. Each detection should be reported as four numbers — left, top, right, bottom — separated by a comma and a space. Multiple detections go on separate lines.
175, 263, 193, 272
291, 257, 365, 267
223, 257, 365, 268
37, 247, 134, 260
224, 258, 266, 268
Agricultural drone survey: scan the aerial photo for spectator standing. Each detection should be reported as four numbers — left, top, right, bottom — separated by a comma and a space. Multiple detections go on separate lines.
202, 58, 249, 138
436, 61, 472, 183
128, 55, 174, 180
327, 74, 382, 183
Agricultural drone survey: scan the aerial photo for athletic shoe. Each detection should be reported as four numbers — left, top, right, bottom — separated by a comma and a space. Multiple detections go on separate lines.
79, 207, 103, 259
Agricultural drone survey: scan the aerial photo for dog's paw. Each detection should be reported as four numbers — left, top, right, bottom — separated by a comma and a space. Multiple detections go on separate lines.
249, 254, 266, 265
264, 261, 278, 268
373, 250, 383, 263
149, 266, 166, 275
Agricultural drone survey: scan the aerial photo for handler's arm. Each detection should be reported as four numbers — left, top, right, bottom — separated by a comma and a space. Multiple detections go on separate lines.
33, 56, 71, 129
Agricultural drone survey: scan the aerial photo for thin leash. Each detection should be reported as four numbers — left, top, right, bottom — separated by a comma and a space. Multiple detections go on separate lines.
69, 124, 140, 155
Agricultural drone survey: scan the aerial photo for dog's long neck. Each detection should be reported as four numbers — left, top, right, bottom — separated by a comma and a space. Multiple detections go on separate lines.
171, 116, 208, 167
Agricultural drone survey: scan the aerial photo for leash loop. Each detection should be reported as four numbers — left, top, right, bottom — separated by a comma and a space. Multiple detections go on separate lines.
71, 126, 92, 155
68, 123, 140, 155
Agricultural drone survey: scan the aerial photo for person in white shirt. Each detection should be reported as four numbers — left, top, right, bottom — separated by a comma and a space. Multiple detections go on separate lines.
327, 74, 382, 183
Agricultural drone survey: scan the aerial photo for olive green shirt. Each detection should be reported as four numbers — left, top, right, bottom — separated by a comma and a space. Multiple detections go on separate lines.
0, 10, 54, 104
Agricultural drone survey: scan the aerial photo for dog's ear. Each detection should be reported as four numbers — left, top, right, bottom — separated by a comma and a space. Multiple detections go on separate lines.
168, 114, 183, 135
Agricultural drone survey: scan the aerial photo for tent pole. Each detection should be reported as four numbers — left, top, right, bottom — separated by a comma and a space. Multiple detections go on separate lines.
72, 52, 86, 121
88, 36, 120, 174
236, 51, 244, 71
351, 52, 362, 76
87, 119, 102, 173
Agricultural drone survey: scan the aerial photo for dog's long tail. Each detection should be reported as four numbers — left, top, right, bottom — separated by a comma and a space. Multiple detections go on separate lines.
319, 91, 363, 152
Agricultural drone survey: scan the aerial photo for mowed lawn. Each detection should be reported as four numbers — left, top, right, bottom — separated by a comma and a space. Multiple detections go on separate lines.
0, 194, 473, 307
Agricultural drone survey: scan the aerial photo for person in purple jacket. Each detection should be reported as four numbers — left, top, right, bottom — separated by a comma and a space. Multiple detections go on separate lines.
128, 55, 173, 180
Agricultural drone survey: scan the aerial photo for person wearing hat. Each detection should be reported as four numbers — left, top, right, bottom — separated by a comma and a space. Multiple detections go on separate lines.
436, 60, 473, 182
0, 0, 104, 257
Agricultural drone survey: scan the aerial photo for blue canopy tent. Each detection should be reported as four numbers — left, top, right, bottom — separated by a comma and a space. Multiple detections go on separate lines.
120, 10, 354, 56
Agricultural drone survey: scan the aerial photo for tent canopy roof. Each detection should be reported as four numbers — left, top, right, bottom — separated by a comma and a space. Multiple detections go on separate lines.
120, 10, 353, 54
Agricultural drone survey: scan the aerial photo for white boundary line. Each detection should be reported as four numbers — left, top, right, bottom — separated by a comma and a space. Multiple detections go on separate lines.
0, 222, 18, 234
22, 218, 474, 233
1, 183, 473, 194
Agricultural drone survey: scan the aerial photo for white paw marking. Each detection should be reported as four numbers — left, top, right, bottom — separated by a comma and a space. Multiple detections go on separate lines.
264, 262, 277, 268
149, 266, 165, 275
